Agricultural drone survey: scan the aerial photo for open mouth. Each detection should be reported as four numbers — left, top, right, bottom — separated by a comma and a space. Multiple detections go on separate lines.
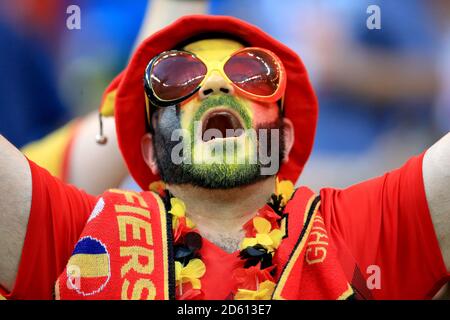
201, 109, 244, 142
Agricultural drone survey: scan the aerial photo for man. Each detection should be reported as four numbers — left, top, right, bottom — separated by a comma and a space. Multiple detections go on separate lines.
0, 15, 449, 300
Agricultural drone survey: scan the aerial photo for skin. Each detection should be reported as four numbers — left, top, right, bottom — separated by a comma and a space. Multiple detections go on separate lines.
142, 39, 294, 251
68, 113, 127, 195
0, 38, 449, 295
0, 136, 31, 291
423, 133, 450, 269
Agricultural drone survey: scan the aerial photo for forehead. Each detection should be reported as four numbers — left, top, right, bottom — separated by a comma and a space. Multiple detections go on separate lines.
182, 38, 244, 61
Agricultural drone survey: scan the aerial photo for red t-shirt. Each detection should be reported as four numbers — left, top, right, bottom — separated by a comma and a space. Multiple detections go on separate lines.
1, 154, 448, 299
319, 153, 449, 299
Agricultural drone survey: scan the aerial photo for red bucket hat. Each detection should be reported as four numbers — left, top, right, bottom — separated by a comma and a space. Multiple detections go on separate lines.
99, 15, 318, 190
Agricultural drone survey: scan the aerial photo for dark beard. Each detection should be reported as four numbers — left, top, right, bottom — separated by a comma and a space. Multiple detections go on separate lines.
152, 107, 285, 189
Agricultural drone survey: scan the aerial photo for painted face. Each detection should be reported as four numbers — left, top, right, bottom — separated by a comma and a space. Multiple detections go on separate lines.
151, 39, 285, 189
178, 39, 280, 127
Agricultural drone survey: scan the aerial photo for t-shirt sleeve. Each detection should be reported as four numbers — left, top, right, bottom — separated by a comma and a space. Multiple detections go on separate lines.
1, 159, 97, 299
320, 153, 449, 299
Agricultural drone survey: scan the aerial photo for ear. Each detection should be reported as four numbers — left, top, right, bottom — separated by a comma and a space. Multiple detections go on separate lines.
282, 118, 295, 163
141, 133, 159, 175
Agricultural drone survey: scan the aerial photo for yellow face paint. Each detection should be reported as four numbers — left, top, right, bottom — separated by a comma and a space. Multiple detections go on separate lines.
176, 39, 260, 169
183, 38, 244, 65
151, 39, 281, 188
179, 39, 253, 131
182, 39, 247, 97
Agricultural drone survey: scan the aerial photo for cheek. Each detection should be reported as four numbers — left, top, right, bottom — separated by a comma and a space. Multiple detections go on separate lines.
249, 101, 279, 126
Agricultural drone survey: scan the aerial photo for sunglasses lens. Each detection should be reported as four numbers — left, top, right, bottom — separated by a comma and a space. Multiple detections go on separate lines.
224, 49, 281, 97
150, 52, 207, 101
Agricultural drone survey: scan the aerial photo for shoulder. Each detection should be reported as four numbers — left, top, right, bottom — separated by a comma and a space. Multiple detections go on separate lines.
287, 186, 317, 207
284, 186, 319, 225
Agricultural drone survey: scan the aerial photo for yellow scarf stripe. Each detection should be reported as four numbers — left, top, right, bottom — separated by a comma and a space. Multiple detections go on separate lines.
337, 284, 355, 300
152, 191, 170, 300
272, 195, 320, 300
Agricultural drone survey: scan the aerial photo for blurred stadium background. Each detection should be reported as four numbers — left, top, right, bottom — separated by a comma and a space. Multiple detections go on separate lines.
0, 0, 449, 190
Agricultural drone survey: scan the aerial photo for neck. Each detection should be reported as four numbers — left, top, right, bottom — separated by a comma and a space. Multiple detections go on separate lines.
167, 177, 277, 253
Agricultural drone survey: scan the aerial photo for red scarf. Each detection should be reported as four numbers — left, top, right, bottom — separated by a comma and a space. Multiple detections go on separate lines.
55, 187, 355, 300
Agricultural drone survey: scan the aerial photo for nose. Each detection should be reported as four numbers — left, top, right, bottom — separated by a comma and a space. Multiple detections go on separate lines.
199, 72, 234, 100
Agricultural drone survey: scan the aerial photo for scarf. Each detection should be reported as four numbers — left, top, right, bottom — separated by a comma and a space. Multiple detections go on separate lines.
55, 187, 357, 300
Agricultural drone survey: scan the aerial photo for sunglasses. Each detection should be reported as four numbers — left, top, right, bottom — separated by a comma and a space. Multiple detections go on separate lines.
144, 47, 286, 109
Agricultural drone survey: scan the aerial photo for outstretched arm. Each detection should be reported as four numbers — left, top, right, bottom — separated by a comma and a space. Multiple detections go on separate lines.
320, 133, 449, 299
0, 135, 32, 291
423, 132, 450, 270
1, 135, 96, 298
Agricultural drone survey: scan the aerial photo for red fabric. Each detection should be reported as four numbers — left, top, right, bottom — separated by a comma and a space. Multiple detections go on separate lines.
273, 190, 354, 299
320, 153, 450, 299
196, 239, 241, 300
109, 15, 318, 190
1, 160, 96, 300
56, 189, 170, 300
276, 186, 316, 270
2, 154, 448, 299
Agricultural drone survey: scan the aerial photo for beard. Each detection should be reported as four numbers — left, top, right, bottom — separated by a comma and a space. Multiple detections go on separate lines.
152, 99, 286, 189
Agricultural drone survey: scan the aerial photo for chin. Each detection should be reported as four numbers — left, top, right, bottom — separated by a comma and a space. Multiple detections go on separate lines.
182, 162, 265, 189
